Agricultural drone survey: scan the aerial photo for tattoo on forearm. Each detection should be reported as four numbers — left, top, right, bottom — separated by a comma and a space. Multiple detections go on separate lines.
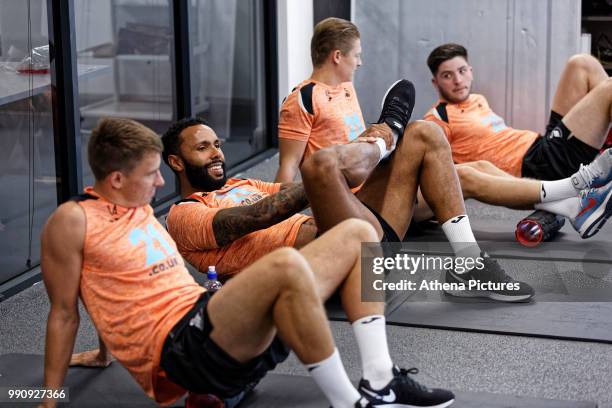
212, 183, 309, 246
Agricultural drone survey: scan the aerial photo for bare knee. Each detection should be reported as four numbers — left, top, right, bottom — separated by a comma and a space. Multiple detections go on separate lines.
270, 247, 316, 290
336, 218, 378, 244
567, 53, 602, 74
402, 120, 450, 151
301, 148, 338, 182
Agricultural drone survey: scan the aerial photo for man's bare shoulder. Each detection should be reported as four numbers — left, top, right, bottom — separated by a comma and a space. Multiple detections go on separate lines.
43, 201, 86, 246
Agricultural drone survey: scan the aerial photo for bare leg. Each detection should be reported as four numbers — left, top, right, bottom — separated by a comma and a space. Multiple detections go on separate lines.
300, 143, 385, 238
457, 165, 540, 209
457, 160, 516, 178
413, 161, 541, 221
356, 121, 465, 238
552, 54, 609, 116
207, 247, 332, 364
298, 218, 383, 321
563, 77, 612, 149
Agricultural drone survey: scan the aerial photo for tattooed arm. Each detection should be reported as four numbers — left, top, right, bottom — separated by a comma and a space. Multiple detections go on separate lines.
212, 182, 309, 246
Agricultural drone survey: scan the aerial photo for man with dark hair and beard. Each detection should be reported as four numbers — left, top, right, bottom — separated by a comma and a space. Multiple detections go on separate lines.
162, 95, 535, 306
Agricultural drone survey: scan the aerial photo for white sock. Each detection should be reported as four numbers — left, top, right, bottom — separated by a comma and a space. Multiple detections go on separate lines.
539, 179, 578, 203
352, 315, 394, 389
441, 215, 482, 260
306, 348, 360, 407
535, 197, 581, 219
374, 137, 396, 161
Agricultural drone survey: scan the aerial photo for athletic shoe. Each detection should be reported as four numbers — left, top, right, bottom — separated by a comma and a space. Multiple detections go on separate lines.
330, 396, 373, 408
444, 254, 534, 302
570, 180, 612, 238
377, 79, 416, 140
358, 366, 454, 408
571, 148, 612, 190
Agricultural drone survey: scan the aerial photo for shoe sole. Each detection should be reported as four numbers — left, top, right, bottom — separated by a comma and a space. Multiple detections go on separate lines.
580, 188, 612, 238
369, 400, 455, 408
443, 288, 533, 303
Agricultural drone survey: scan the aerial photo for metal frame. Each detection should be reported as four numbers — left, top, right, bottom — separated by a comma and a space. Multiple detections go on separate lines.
264, 0, 280, 148
47, 0, 82, 204
172, 0, 192, 120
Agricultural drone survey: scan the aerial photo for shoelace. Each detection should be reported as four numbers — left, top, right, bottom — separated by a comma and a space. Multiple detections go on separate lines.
397, 367, 430, 393
384, 97, 410, 122
577, 162, 604, 189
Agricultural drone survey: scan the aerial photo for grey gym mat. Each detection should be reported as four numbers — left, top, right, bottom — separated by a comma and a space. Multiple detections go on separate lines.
241, 372, 596, 408
386, 301, 612, 344
0, 354, 596, 408
0, 353, 183, 407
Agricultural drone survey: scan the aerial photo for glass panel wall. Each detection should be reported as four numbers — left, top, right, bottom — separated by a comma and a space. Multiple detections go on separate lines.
0, 0, 56, 284
74, 0, 177, 204
189, 0, 268, 167
0, 0, 275, 290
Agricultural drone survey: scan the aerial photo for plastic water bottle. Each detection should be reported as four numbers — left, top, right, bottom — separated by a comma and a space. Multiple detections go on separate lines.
203, 266, 222, 292
515, 210, 565, 247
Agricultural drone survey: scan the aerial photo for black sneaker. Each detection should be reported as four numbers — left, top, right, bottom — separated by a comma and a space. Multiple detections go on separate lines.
377, 79, 416, 139
358, 366, 455, 407
444, 254, 534, 302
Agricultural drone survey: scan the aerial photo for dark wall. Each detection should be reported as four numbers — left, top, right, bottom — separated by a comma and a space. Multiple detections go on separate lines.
313, 0, 350, 25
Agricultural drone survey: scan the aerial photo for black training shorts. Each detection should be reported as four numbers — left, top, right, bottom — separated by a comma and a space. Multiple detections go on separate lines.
521, 111, 599, 180
160, 291, 290, 398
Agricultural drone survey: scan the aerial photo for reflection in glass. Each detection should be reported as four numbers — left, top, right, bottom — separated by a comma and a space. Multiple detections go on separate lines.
189, 0, 267, 167
0, 0, 56, 284
75, 0, 176, 203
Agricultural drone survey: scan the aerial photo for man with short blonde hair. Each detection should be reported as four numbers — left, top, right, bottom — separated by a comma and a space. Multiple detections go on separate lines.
275, 17, 366, 183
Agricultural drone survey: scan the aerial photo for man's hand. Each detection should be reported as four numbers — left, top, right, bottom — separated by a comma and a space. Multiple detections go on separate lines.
351, 123, 394, 149
69, 349, 113, 368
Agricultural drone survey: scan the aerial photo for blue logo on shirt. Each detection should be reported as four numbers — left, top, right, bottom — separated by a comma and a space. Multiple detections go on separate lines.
215, 187, 256, 204
481, 113, 507, 133
344, 113, 364, 141
129, 223, 176, 266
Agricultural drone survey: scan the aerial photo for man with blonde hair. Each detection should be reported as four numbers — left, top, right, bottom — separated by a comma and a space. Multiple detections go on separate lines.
275, 17, 370, 183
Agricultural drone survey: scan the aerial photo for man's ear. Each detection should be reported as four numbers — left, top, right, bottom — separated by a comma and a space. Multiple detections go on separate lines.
108, 171, 124, 190
167, 154, 184, 173
332, 49, 342, 65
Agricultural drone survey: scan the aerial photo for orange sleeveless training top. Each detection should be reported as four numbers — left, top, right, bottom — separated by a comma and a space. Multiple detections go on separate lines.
278, 80, 365, 162
424, 94, 538, 176
78, 187, 205, 405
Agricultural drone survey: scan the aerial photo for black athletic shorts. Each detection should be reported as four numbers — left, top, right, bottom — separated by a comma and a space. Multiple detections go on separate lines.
521, 111, 599, 180
363, 202, 401, 242
160, 291, 290, 399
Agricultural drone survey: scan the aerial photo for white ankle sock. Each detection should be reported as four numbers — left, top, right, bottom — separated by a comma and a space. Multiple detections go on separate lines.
441, 215, 482, 260
539, 179, 578, 203
306, 348, 360, 407
535, 197, 581, 219
374, 137, 397, 161
352, 315, 394, 389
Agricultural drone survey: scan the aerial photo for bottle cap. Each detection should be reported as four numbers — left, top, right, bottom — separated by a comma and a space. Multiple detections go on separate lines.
207, 265, 217, 280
